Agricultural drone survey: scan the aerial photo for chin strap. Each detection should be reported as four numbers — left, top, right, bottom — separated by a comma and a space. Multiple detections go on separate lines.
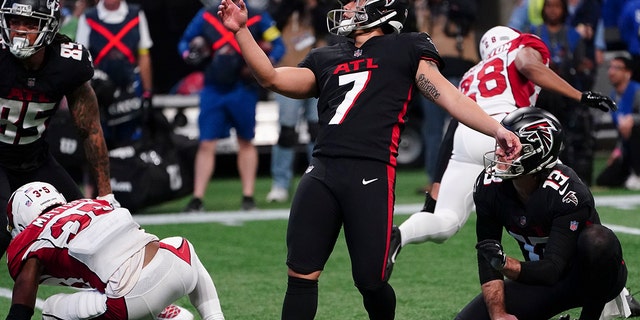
10, 37, 37, 59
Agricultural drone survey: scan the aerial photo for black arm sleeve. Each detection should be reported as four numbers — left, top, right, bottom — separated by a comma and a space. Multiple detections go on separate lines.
432, 119, 458, 184
475, 186, 506, 285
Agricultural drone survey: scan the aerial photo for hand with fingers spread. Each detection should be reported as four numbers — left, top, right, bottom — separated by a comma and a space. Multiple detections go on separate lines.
217, 0, 248, 33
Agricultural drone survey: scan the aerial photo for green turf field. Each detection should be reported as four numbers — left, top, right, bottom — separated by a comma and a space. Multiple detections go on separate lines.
2, 165, 639, 319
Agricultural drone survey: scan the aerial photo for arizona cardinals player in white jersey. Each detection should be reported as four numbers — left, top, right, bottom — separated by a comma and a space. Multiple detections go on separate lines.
6, 182, 224, 320
393, 26, 616, 251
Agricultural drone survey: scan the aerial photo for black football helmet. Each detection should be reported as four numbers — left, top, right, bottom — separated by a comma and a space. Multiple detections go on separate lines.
327, 0, 408, 36
0, 0, 61, 58
484, 107, 564, 179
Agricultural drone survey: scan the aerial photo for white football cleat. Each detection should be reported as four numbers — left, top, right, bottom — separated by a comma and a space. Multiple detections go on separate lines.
266, 186, 289, 203
156, 305, 194, 320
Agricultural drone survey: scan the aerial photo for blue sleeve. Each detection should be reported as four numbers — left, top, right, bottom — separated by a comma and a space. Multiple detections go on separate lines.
259, 11, 286, 64
508, 0, 530, 32
618, 2, 640, 48
594, 19, 606, 51
268, 36, 286, 65
178, 8, 207, 56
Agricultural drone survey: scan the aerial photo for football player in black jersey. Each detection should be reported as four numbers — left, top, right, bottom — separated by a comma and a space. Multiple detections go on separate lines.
457, 108, 627, 320
218, 0, 522, 318
0, 0, 116, 257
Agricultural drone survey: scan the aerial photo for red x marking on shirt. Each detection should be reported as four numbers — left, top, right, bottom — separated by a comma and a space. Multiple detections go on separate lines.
86, 16, 140, 65
202, 11, 262, 54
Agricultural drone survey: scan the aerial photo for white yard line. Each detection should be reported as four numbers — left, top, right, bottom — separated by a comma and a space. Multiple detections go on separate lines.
133, 195, 640, 226
0, 287, 44, 309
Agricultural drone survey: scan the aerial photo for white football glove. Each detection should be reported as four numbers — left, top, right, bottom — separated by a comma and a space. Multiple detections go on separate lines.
96, 193, 121, 208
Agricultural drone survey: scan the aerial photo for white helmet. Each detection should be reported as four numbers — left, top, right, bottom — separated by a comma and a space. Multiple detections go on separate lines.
478, 26, 520, 60
7, 181, 66, 238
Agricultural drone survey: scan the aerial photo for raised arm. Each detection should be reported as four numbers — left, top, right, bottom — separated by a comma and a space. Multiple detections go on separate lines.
515, 46, 582, 101
66, 81, 112, 197
217, 0, 316, 98
416, 59, 521, 159
515, 46, 617, 112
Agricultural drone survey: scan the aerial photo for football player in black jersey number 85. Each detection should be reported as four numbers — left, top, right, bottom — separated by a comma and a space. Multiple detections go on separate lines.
218, 0, 522, 318
0, 0, 117, 258
456, 107, 627, 320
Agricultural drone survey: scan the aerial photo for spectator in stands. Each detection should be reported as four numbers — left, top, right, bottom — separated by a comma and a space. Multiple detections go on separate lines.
596, 56, 640, 190
179, 2, 285, 211
59, 0, 93, 39
264, 0, 327, 203
531, 0, 599, 185
76, 0, 155, 148
508, 0, 544, 32
593, 0, 628, 65
619, 0, 640, 82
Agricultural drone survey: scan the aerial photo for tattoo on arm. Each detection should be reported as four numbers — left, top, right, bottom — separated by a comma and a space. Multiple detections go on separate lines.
68, 82, 112, 195
416, 73, 440, 103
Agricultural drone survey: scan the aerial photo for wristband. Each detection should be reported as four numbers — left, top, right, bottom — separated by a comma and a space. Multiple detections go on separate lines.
7, 304, 34, 320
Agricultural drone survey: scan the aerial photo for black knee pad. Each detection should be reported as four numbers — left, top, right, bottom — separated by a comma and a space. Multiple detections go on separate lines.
278, 126, 298, 148
578, 224, 623, 266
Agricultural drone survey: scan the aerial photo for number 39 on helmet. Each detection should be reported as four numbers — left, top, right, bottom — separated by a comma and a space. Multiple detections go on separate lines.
7, 181, 67, 238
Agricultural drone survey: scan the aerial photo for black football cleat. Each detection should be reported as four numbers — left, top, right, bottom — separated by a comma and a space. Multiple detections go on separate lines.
184, 198, 204, 213
241, 196, 256, 210
384, 226, 402, 282
628, 293, 640, 317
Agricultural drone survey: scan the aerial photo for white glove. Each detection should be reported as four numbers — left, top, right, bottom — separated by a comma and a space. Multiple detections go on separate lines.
96, 193, 121, 208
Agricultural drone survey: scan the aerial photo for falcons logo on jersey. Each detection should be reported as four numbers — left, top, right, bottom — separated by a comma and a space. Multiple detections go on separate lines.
518, 119, 558, 158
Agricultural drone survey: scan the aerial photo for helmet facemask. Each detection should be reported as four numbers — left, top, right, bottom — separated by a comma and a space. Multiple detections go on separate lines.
484, 108, 564, 179
0, 0, 61, 59
484, 143, 554, 179
326, 0, 406, 37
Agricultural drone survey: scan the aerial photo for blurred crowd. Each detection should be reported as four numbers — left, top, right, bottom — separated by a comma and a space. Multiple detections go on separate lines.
50, 0, 640, 212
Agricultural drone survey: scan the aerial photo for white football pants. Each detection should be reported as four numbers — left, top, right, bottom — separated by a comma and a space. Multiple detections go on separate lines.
42, 237, 225, 320
399, 112, 510, 245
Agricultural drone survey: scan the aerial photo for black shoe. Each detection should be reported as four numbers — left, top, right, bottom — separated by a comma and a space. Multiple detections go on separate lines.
241, 196, 256, 210
184, 198, 204, 212
384, 226, 402, 281
627, 293, 640, 317
421, 192, 437, 213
